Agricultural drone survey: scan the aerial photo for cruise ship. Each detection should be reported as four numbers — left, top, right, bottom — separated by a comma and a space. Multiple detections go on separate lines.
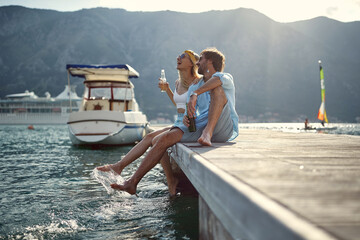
0, 85, 82, 124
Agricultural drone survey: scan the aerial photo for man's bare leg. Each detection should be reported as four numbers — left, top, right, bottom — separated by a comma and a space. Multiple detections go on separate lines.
111, 128, 183, 195
198, 86, 227, 146
160, 152, 179, 196
97, 128, 170, 174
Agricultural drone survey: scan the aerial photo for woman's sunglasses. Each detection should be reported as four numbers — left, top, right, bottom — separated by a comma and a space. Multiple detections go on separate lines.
179, 53, 186, 59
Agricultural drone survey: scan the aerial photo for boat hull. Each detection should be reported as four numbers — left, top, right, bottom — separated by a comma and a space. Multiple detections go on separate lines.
67, 111, 148, 145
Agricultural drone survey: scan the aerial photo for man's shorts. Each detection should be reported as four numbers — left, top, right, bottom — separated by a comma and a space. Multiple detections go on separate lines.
179, 102, 233, 143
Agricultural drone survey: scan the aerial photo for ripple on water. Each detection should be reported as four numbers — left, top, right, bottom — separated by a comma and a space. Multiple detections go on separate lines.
0, 125, 198, 240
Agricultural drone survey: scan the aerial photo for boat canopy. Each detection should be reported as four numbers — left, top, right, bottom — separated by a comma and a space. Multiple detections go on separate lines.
6, 90, 38, 99
66, 64, 139, 82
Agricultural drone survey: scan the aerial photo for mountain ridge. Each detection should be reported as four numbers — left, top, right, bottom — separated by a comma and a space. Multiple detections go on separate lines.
1, 6, 359, 122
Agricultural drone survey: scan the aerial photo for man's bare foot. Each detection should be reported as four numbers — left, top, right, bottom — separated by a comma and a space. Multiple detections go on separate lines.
168, 177, 179, 197
198, 132, 212, 146
97, 164, 122, 175
110, 180, 137, 195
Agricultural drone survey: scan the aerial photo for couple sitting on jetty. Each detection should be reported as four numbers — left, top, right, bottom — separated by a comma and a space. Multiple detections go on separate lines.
97, 47, 239, 196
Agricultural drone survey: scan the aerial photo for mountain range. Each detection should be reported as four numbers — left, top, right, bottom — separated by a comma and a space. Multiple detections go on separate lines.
1, 6, 359, 122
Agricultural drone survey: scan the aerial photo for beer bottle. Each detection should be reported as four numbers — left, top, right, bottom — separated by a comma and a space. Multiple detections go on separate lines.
160, 69, 167, 92
186, 103, 196, 132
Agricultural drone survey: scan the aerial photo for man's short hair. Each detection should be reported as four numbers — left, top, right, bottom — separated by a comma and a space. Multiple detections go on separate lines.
201, 47, 225, 72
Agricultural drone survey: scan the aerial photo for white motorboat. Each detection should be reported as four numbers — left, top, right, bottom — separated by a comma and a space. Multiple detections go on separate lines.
66, 64, 149, 145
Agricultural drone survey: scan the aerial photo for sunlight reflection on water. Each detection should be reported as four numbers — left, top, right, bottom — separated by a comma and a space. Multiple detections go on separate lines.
0, 125, 198, 240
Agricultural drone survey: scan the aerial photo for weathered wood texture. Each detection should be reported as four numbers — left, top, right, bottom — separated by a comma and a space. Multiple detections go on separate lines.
171, 129, 360, 240
199, 196, 233, 240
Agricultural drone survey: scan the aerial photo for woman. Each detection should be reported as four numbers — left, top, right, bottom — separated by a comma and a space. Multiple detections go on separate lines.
97, 50, 200, 196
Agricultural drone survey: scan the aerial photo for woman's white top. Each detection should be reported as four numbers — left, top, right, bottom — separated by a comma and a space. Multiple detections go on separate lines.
173, 88, 187, 109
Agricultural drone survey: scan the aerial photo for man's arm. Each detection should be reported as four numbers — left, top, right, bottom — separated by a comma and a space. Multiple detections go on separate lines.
187, 76, 222, 118
193, 76, 222, 96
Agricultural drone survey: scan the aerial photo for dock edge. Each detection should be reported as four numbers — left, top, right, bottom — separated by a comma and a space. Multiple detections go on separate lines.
170, 143, 337, 240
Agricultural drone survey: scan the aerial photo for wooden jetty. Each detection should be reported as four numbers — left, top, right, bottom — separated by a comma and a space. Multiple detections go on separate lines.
170, 129, 360, 240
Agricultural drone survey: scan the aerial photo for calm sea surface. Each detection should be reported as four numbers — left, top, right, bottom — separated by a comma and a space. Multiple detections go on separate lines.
1, 123, 359, 239
0, 125, 198, 240
238, 122, 360, 136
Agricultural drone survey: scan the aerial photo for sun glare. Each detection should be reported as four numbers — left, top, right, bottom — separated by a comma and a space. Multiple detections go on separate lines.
97, 0, 360, 22
1, 0, 359, 22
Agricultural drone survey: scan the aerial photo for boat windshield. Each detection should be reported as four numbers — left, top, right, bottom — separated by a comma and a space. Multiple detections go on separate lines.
91, 88, 111, 99
113, 88, 133, 100
86, 86, 133, 100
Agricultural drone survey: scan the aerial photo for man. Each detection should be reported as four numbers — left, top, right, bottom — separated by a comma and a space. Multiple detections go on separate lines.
111, 47, 239, 195
180, 48, 238, 146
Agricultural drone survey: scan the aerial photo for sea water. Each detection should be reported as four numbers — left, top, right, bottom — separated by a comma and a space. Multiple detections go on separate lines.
238, 122, 360, 136
1, 123, 359, 239
0, 125, 198, 240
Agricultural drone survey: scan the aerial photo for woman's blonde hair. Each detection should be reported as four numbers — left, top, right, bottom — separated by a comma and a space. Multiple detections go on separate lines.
184, 50, 201, 79
178, 50, 201, 88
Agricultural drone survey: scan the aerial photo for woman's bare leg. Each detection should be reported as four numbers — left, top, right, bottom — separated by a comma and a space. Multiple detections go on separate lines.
111, 128, 184, 195
97, 127, 170, 174
160, 152, 179, 196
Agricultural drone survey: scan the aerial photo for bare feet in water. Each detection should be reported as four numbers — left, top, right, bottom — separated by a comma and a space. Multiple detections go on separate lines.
110, 180, 137, 195
198, 132, 212, 146
97, 164, 122, 175
110, 178, 179, 197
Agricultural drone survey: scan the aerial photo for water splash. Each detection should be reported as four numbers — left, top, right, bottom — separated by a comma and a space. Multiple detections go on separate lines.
17, 218, 88, 240
25, 219, 85, 233
90, 168, 125, 195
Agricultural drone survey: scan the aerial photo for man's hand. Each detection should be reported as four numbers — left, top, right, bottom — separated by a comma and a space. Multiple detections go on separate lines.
183, 115, 190, 127
187, 94, 197, 118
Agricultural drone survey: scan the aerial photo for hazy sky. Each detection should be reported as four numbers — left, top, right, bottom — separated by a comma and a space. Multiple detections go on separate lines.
0, 0, 359, 22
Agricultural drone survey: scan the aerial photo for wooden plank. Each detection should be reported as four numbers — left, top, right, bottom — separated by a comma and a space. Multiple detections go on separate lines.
171, 129, 360, 240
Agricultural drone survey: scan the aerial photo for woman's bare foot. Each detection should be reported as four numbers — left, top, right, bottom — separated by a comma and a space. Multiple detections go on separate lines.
97, 164, 122, 175
198, 132, 212, 146
110, 180, 137, 195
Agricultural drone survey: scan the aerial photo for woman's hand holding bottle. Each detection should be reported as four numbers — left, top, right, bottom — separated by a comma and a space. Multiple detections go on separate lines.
158, 79, 169, 92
